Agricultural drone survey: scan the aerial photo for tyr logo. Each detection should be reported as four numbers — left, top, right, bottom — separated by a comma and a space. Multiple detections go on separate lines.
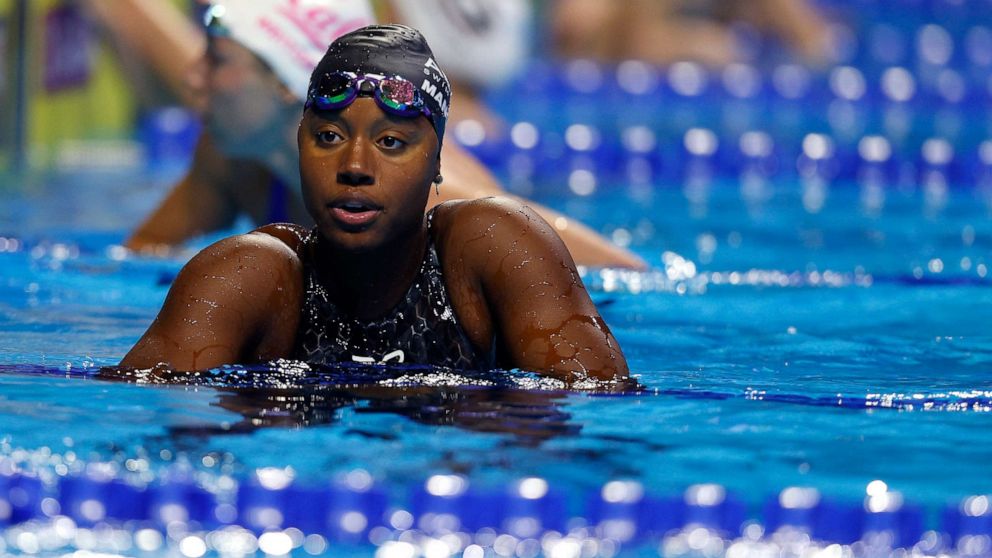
352, 350, 406, 365
423, 57, 448, 82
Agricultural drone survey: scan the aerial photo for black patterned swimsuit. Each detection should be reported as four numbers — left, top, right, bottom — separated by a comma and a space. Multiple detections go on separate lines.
293, 214, 493, 371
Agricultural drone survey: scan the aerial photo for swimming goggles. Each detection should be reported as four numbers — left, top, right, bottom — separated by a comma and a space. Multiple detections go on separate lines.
305, 71, 433, 120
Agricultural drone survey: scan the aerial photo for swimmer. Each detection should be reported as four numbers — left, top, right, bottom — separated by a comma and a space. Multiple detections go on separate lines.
111, 0, 644, 269
120, 24, 629, 383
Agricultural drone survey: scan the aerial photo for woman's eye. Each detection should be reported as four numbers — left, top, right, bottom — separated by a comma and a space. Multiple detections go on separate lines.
379, 136, 406, 149
316, 131, 341, 144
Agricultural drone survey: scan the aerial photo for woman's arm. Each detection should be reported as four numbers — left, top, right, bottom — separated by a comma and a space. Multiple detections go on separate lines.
121, 229, 303, 372
447, 198, 629, 382
126, 133, 270, 252
82, 0, 206, 109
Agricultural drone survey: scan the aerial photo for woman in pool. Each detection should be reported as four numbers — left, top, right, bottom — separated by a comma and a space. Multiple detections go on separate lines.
110, 0, 644, 270
120, 25, 628, 383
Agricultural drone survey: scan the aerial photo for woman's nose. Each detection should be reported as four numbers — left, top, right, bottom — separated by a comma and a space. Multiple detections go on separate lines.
337, 138, 375, 186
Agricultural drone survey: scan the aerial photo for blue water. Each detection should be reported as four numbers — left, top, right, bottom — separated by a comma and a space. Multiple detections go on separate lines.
4, 2, 992, 551
2, 170, 991, 518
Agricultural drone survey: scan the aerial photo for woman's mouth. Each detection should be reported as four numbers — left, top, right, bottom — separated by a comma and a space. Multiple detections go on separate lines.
330, 200, 382, 229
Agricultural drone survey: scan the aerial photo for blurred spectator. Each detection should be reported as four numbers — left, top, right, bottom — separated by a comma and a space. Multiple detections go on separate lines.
552, 0, 833, 66
385, 0, 532, 131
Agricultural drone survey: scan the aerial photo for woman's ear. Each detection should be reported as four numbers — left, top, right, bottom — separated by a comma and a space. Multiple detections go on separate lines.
433, 158, 443, 194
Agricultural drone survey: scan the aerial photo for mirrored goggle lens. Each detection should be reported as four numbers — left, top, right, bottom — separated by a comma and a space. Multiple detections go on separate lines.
311, 73, 357, 110
377, 78, 420, 113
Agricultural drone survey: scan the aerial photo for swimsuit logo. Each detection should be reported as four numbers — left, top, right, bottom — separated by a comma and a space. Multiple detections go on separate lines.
352, 350, 405, 365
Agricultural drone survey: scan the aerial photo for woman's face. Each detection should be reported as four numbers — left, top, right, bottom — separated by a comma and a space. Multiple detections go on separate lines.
298, 97, 440, 252
203, 38, 293, 156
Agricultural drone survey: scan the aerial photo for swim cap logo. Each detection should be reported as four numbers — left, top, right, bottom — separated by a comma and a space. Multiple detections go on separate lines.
421, 57, 450, 117
424, 56, 445, 77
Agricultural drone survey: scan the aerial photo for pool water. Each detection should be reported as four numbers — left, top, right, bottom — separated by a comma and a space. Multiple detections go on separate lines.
5, 0, 992, 552
2, 165, 992, 556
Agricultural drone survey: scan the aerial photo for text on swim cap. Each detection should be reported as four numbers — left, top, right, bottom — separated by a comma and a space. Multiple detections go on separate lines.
421, 57, 450, 117
421, 80, 449, 118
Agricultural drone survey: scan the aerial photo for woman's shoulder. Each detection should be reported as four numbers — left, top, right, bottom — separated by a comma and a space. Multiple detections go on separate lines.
432, 196, 558, 244
431, 196, 540, 233
253, 223, 310, 255
181, 226, 305, 283
162, 229, 305, 331
430, 196, 570, 270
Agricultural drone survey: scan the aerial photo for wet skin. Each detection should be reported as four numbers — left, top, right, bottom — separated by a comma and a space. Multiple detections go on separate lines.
120, 98, 629, 383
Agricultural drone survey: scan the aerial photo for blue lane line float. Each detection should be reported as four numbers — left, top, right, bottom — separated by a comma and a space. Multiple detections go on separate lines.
2, 463, 990, 555
0, 471, 45, 526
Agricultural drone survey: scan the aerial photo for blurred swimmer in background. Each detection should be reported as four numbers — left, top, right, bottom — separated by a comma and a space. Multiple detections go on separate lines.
82, 0, 645, 269
552, 0, 833, 66
120, 24, 629, 383
380, 0, 530, 131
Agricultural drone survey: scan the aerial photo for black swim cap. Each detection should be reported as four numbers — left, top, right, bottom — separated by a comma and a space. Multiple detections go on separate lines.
308, 24, 451, 145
